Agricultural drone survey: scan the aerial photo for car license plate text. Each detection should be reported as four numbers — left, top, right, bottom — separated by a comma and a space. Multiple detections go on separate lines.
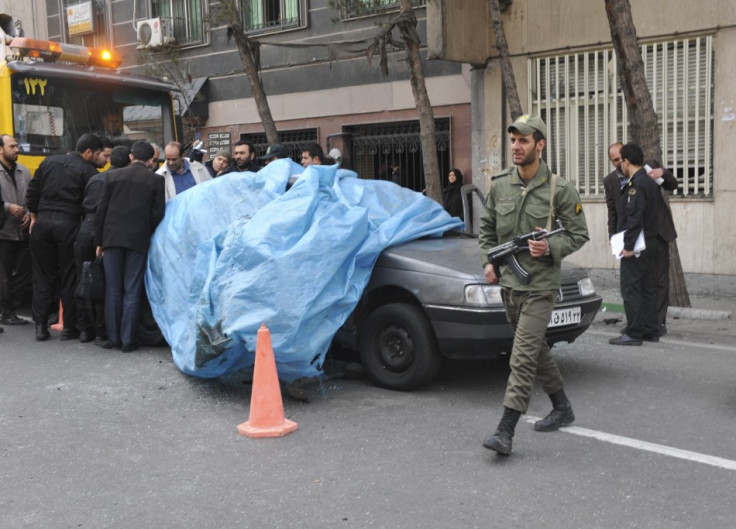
548, 306, 581, 328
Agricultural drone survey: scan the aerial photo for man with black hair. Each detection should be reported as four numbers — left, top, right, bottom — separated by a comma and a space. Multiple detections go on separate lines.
232, 140, 261, 172
26, 133, 103, 341
604, 142, 678, 337
0, 134, 32, 326
478, 114, 589, 456
95, 137, 115, 170
95, 141, 165, 352
300, 143, 325, 168
73, 144, 132, 344
609, 142, 661, 346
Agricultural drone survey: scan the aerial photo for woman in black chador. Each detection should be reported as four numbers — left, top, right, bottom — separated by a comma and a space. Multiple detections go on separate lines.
442, 168, 464, 218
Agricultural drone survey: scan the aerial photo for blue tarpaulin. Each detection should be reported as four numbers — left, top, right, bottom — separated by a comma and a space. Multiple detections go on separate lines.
145, 160, 464, 382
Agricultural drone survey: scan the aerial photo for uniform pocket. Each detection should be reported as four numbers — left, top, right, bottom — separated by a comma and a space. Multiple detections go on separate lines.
525, 205, 550, 229
495, 201, 517, 238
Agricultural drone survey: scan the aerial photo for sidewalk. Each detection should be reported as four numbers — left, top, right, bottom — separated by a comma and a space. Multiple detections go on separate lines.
587, 269, 735, 322
596, 287, 734, 321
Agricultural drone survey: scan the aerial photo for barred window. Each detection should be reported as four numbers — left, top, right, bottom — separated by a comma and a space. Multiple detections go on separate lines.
529, 35, 714, 198
152, 0, 205, 46
342, 0, 426, 19
240, 0, 304, 34
348, 119, 450, 192
241, 129, 318, 162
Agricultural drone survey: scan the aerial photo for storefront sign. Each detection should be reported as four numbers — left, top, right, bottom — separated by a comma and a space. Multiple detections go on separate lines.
67, 2, 95, 37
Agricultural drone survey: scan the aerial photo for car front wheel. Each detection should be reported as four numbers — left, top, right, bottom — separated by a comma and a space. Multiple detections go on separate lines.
358, 302, 441, 391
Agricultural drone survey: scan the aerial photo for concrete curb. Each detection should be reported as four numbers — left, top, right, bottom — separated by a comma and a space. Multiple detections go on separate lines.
667, 306, 732, 321
600, 301, 733, 321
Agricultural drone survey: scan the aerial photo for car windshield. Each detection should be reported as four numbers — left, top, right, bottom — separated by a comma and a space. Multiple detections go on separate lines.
11, 72, 170, 154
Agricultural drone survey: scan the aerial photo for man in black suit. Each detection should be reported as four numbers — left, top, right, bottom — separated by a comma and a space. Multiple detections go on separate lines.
604, 142, 678, 336
25, 133, 103, 341
609, 143, 661, 346
95, 141, 165, 352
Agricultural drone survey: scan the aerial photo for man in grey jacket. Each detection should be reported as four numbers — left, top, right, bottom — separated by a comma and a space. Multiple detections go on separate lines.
0, 134, 31, 325
156, 141, 211, 201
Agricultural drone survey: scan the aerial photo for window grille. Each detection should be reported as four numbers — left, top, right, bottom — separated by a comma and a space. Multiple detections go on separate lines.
342, 0, 426, 19
348, 119, 449, 192
529, 35, 713, 198
242, 129, 318, 162
240, 0, 303, 33
152, 0, 205, 45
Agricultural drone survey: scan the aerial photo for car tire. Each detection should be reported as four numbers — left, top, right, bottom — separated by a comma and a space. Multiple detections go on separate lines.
137, 297, 167, 347
358, 302, 441, 391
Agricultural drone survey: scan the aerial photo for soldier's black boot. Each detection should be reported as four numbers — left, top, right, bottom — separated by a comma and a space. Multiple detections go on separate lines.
483, 407, 521, 455
35, 321, 50, 342
534, 389, 575, 432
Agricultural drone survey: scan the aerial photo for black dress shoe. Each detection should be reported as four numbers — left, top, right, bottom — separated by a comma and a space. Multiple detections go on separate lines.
98, 340, 122, 350
60, 328, 80, 341
609, 333, 643, 346
0, 312, 28, 325
642, 334, 659, 343
35, 322, 50, 341
121, 343, 139, 353
79, 330, 94, 343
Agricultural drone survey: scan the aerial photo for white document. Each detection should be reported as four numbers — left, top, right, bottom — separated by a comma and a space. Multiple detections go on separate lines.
611, 230, 646, 260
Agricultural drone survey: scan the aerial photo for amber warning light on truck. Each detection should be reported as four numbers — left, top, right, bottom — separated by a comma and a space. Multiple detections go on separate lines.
7, 37, 122, 69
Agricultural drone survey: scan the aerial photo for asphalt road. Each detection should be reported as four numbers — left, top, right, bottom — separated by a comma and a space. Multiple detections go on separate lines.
1, 314, 735, 528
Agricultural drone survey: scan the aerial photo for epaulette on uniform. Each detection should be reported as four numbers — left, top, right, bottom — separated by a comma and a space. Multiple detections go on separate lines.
491, 168, 513, 181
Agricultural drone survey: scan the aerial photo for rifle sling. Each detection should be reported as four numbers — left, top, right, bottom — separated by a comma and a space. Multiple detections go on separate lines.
547, 172, 557, 231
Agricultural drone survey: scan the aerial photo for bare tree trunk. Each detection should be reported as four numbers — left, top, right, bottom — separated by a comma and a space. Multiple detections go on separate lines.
217, 0, 279, 144
228, 28, 279, 144
397, 0, 441, 203
605, 0, 690, 307
487, 0, 522, 119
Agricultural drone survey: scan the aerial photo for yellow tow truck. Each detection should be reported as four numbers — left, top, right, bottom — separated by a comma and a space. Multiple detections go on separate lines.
1, 13, 178, 174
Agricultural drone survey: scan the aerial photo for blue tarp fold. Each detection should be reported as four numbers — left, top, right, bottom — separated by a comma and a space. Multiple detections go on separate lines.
146, 160, 463, 381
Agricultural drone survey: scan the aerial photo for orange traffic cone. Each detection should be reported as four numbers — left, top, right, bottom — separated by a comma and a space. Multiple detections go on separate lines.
237, 323, 298, 438
50, 301, 64, 331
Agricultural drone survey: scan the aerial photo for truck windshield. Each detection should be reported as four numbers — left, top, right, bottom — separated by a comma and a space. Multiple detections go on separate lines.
11, 72, 171, 154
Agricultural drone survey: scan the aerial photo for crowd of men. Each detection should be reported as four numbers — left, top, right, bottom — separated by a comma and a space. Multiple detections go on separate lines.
0, 131, 345, 345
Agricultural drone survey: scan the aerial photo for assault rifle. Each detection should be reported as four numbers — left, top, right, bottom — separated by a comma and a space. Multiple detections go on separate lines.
486, 220, 565, 284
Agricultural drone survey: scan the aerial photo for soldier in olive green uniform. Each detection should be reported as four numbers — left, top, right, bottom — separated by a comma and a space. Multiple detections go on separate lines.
478, 115, 589, 455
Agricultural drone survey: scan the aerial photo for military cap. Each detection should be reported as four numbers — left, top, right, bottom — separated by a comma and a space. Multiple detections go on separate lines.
508, 114, 547, 139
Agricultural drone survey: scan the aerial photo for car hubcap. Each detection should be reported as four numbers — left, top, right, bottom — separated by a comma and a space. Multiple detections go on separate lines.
376, 324, 414, 373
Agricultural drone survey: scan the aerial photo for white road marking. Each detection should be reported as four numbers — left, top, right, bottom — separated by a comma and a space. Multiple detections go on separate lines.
585, 329, 735, 353
524, 416, 736, 471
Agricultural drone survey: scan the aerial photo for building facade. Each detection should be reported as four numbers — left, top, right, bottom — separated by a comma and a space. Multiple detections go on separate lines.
24, 0, 472, 193
12, 0, 735, 290
430, 0, 736, 292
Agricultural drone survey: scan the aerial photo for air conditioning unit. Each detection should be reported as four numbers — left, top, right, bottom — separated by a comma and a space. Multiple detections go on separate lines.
136, 17, 174, 49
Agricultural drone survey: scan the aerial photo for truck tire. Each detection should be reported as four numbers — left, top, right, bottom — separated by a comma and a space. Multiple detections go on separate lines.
358, 302, 441, 390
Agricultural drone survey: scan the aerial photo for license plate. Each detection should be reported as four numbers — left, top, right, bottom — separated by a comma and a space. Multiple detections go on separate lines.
548, 306, 581, 328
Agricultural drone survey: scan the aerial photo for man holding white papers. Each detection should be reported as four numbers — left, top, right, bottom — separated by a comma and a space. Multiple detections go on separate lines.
604, 141, 679, 337
609, 143, 661, 346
